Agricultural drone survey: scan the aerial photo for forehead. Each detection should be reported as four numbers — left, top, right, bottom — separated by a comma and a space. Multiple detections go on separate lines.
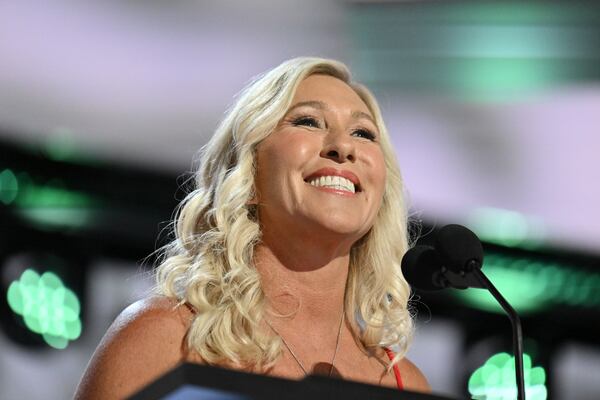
291, 74, 372, 115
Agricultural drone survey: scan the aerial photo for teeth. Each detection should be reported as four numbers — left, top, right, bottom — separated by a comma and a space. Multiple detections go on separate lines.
308, 175, 356, 193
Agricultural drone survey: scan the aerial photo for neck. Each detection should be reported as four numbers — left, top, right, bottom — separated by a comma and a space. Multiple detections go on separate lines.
254, 235, 350, 327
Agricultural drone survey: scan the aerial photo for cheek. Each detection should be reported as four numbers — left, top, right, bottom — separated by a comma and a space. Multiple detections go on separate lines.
254, 133, 315, 195
262, 132, 317, 170
281, 131, 319, 162
366, 148, 387, 191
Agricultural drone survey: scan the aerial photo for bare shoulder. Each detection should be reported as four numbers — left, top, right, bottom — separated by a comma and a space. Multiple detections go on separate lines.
74, 296, 195, 399
398, 357, 431, 393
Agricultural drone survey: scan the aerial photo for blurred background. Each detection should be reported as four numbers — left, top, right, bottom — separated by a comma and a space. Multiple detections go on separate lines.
1, 0, 599, 398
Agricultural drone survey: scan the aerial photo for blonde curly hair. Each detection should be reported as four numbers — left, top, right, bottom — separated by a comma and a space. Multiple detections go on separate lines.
155, 57, 413, 369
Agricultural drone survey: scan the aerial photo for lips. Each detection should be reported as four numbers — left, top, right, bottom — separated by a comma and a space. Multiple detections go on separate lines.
304, 167, 362, 192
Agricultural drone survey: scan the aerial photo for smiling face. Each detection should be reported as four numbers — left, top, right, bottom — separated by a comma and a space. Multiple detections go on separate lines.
254, 74, 387, 249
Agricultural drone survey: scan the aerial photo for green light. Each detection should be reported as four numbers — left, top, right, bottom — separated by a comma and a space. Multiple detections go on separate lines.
467, 207, 546, 249
455, 58, 556, 100
4, 168, 99, 230
453, 253, 600, 314
469, 352, 547, 400
17, 179, 93, 208
349, 2, 597, 101
454, 259, 548, 314
44, 128, 77, 162
16, 208, 93, 229
0, 169, 19, 205
7, 269, 82, 349
42, 127, 99, 166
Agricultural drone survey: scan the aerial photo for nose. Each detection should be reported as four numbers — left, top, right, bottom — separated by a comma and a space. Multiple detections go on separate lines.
320, 129, 356, 163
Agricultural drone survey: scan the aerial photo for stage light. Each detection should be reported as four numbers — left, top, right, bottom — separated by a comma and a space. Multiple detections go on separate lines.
43, 128, 77, 162
467, 207, 546, 249
452, 252, 600, 315
15, 180, 96, 230
348, 1, 598, 101
1, 166, 99, 230
1, 252, 86, 350
469, 352, 547, 400
6, 268, 82, 349
0, 168, 19, 205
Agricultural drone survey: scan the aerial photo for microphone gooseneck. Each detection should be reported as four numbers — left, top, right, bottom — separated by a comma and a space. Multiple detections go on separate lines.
401, 224, 526, 400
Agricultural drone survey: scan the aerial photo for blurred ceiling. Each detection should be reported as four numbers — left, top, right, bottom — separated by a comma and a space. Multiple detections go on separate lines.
0, 0, 346, 170
2, 0, 600, 252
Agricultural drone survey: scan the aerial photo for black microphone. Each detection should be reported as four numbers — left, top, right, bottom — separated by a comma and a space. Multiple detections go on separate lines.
400, 245, 445, 291
402, 225, 487, 290
401, 224, 527, 400
435, 224, 483, 273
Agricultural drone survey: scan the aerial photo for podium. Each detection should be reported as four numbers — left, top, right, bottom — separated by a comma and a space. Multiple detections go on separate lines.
130, 363, 464, 400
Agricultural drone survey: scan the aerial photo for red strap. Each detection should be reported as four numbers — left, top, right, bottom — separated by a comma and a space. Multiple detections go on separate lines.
384, 347, 404, 390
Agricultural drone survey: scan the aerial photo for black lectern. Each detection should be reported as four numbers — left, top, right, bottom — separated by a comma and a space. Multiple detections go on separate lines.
130, 363, 464, 400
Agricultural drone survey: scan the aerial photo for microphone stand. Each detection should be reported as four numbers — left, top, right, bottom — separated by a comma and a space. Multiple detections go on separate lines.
468, 261, 526, 400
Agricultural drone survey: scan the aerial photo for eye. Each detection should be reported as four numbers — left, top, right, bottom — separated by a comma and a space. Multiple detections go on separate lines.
291, 116, 322, 129
352, 128, 377, 142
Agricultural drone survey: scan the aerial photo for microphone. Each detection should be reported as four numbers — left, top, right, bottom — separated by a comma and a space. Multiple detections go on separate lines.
402, 224, 527, 400
401, 224, 487, 290
400, 245, 445, 291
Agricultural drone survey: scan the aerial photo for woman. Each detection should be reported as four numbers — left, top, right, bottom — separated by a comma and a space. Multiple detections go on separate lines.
75, 57, 430, 398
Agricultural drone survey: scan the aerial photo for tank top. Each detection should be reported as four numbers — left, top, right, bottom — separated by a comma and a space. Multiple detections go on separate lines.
384, 348, 404, 390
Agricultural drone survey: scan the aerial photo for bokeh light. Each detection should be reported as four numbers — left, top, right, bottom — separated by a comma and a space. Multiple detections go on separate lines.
2, 167, 98, 229
452, 253, 600, 314
469, 352, 547, 400
6, 269, 82, 349
467, 207, 546, 249
0, 168, 19, 205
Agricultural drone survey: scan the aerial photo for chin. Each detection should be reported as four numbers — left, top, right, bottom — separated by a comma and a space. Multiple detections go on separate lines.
311, 214, 371, 241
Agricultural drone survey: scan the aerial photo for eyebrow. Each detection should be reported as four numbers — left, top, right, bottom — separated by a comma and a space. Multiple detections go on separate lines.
351, 110, 377, 126
286, 100, 377, 126
286, 100, 327, 113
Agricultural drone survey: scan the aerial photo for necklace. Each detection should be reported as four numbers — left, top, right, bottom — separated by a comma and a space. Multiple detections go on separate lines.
266, 306, 345, 378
